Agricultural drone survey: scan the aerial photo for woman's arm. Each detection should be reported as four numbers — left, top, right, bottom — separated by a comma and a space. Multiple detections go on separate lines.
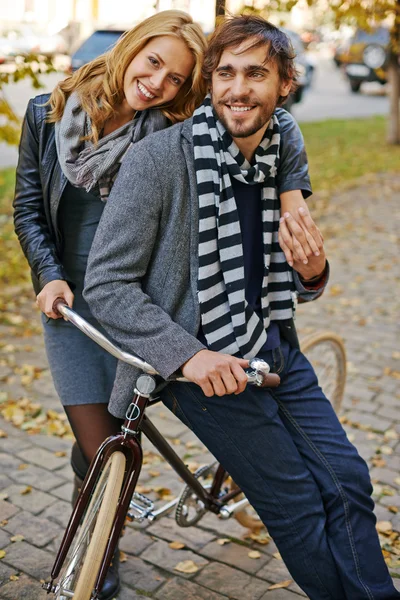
13, 99, 73, 318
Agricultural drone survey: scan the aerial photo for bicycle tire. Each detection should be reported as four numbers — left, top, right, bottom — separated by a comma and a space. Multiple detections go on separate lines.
55, 451, 126, 600
301, 331, 346, 415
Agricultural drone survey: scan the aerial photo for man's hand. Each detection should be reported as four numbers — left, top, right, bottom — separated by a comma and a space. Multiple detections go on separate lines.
278, 210, 326, 280
36, 280, 74, 319
278, 207, 324, 268
181, 349, 249, 397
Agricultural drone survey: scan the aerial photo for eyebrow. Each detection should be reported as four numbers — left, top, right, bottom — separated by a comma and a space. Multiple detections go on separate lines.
152, 52, 186, 79
216, 63, 271, 74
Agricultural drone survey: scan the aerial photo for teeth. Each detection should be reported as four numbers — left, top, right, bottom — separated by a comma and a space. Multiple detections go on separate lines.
230, 106, 252, 112
138, 81, 155, 99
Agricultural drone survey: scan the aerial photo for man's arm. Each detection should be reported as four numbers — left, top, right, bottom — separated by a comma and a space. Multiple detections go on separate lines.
83, 143, 205, 380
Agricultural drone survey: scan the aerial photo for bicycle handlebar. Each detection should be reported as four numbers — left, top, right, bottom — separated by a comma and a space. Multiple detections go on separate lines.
53, 300, 280, 388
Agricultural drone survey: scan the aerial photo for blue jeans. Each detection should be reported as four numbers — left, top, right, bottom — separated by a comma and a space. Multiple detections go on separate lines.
161, 339, 399, 600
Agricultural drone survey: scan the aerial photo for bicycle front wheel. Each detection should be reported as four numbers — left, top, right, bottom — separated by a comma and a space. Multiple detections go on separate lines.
55, 450, 126, 600
301, 331, 346, 414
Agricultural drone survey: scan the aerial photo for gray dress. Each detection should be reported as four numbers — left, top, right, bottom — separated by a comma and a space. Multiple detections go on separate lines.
42, 183, 117, 405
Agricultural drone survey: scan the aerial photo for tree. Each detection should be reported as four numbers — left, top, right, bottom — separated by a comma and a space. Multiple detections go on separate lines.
0, 56, 55, 145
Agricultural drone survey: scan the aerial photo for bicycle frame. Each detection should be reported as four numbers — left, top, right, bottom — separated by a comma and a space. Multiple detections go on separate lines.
46, 388, 241, 598
44, 302, 280, 599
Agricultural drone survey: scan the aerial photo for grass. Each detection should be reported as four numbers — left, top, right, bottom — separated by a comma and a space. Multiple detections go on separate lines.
0, 115, 399, 289
300, 116, 400, 194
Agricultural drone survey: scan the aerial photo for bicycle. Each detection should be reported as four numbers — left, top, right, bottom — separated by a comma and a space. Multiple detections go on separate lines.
42, 300, 346, 600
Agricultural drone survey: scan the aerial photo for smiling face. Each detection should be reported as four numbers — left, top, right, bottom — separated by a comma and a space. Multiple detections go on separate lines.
211, 39, 291, 149
122, 35, 195, 115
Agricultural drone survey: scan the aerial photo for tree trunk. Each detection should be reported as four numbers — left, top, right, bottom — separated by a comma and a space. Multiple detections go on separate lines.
387, 54, 400, 144
215, 0, 226, 20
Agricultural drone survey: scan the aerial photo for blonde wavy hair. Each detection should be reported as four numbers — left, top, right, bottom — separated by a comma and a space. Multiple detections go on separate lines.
47, 10, 207, 143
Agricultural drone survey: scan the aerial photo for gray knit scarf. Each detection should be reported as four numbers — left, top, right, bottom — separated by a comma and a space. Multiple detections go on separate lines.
193, 95, 295, 359
55, 92, 167, 201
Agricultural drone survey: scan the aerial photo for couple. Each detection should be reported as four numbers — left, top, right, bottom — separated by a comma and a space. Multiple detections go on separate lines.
14, 10, 399, 600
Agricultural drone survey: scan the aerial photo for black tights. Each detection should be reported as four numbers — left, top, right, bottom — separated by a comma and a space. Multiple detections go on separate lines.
65, 404, 123, 480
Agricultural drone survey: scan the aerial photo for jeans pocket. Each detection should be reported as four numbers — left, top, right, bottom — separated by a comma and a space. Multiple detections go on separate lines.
162, 386, 194, 431
272, 345, 285, 375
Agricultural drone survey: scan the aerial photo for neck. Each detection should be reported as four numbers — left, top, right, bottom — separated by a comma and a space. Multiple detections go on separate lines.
232, 119, 270, 162
102, 100, 136, 137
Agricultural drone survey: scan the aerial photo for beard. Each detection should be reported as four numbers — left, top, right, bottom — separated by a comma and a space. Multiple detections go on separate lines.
213, 93, 280, 139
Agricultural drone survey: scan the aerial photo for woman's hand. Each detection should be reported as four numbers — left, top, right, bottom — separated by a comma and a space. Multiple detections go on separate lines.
36, 280, 74, 319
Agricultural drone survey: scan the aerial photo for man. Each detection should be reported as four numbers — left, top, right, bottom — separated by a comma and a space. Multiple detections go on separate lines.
84, 15, 399, 599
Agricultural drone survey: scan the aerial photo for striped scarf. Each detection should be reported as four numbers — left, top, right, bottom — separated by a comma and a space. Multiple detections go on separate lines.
193, 95, 295, 359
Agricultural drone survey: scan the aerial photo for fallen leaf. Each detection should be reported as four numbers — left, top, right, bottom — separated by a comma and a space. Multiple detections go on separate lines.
268, 579, 292, 590
388, 506, 399, 514
10, 535, 24, 543
377, 521, 392, 534
17, 464, 28, 470
119, 550, 127, 563
0, 429, 7, 438
148, 470, 160, 478
9, 575, 19, 581
273, 552, 282, 560
247, 530, 270, 545
54, 451, 66, 457
173, 560, 199, 574
20, 486, 32, 495
380, 446, 393, 456
248, 550, 261, 559
0, 550, 6, 559
0, 520, 8, 527
169, 541, 185, 550
394, 477, 400, 486
216, 538, 231, 546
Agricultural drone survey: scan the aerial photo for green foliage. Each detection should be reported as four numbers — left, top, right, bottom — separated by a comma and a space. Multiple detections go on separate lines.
0, 55, 56, 145
300, 115, 400, 212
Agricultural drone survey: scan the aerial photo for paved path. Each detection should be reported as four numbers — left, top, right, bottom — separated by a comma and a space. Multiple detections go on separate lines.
0, 174, 399, 598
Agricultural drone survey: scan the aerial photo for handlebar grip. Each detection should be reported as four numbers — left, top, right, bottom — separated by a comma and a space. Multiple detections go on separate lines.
259, 373, 281, 388
52, 298, 68, 317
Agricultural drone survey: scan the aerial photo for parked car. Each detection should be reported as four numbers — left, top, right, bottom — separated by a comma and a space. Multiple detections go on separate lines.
342, 27, 390, 93
70, 29, 124, 72
282, 28, 315, 111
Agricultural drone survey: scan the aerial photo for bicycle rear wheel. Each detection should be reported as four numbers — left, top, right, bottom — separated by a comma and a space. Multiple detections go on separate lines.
55, 450, 126, 600
301, 331, 346, 414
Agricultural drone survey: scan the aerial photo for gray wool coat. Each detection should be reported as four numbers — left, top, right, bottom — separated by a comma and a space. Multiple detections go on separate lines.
84, 114, 327, 418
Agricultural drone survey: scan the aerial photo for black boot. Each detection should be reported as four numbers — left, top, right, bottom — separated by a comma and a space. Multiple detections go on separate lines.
71, 476, 121, 600
98, 547, 120, 600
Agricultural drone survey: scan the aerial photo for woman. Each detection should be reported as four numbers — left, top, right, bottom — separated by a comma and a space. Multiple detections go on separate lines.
13, 11, 207, 599
13, 11, 309, 598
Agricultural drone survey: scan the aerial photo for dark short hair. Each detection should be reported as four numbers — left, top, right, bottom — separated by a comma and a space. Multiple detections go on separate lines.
203, 14, 298, 105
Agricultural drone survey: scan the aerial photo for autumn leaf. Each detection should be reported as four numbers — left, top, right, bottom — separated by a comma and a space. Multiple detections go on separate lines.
0, 550, 6, 559
216, 538, 231, 546
10, 534, 24, 543
268, 579, 292, 590
0, 429, 7, 438
169, 541, 185, 550
377, 521, 392, 534
20, 486, 32, 495
148, 470, 160, 478
273, 552, 282, 560
174, 560, 199, 574
17, 464, 28, 470
9, 575, 19, 581
247, 530, 271, 545
54, 451, 66, 457
388, 506, 399, 514
248, 550, 261, 559
119, 550, 127, 563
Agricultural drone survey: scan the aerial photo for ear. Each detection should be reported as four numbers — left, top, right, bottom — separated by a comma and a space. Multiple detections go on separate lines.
279, 78, 292, 99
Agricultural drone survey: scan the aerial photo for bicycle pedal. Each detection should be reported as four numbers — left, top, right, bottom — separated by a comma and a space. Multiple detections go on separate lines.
127, 492, 155, 522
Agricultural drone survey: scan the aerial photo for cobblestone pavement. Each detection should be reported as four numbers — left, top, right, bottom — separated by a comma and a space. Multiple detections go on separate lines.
0, 174, 399, 599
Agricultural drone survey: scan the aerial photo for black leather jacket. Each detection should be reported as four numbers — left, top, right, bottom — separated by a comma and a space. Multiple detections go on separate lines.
13, 93, 69, 295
